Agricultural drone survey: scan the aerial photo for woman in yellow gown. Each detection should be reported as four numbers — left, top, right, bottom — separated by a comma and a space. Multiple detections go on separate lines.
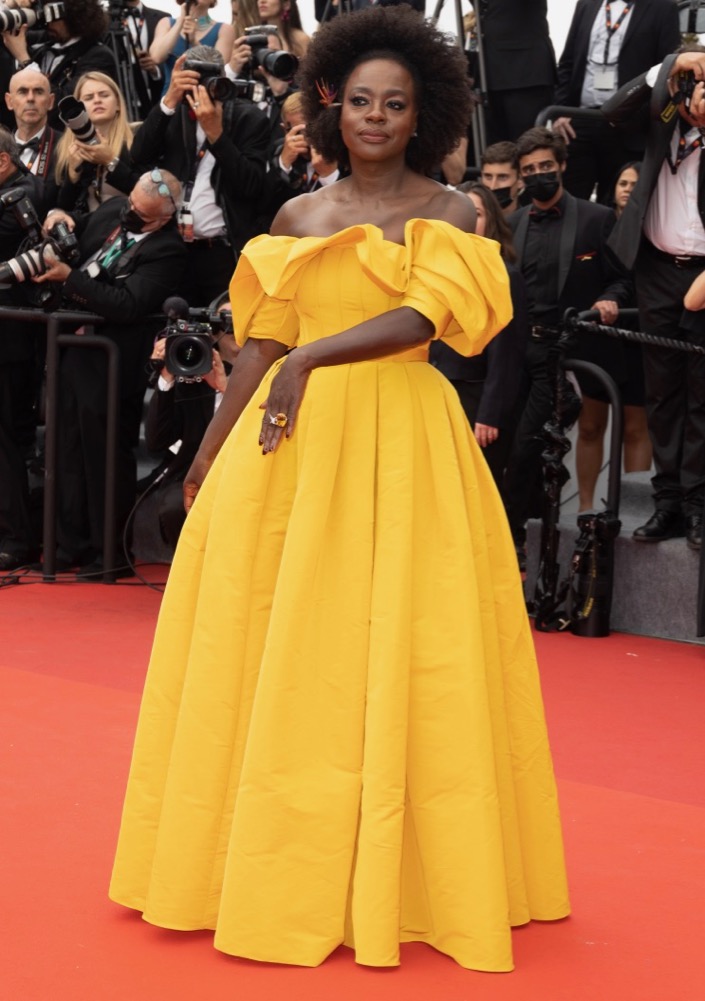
110, 6, 570, 971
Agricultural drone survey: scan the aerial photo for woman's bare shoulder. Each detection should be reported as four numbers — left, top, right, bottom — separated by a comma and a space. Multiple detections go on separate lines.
269, 187, 349, 238
422, 186, 477, 234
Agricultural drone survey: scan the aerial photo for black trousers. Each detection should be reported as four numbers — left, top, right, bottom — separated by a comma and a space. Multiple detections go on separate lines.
635, 247, 705, 517
485, 86, 555, 145
561, 115, 641, 204
502, 339, 555, 543
0, 363, 36, 559
56, 343, 147, 564
449, 379, 515, 489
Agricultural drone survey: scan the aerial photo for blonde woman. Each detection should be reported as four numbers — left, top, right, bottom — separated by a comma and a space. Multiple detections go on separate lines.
54, 72, 138, 214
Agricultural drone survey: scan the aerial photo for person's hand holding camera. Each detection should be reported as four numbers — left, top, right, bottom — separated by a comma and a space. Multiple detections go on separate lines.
163, 53, 201, 110
230, 35, 253, 76
203, 348, 228, 394
151, 336, 174, 385
280, 122, 309, 170
185, 84, 223, 144
41, 208, 75, 237
70, 133, 116, 167
2, 23, 31, 63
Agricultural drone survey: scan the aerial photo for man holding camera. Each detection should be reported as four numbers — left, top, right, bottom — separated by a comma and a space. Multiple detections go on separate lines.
602, 47, 705, 550
131, 45, 270, 307
0, 126, 43, 570
33, 168, 186, 576
1, 0, 118, 122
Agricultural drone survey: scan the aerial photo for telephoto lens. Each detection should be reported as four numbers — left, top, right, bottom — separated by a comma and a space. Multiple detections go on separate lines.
0, 6, 40, 33
57, 96, 99, 145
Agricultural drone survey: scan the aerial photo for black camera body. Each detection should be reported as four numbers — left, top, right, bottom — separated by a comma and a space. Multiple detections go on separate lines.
0, 188, 80, 305
183, 59, 238, 103
160, 302, 234, 382
243, 25, 297, 80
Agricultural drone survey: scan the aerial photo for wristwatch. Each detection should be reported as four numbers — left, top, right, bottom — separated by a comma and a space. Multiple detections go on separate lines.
106, 155, 120, 173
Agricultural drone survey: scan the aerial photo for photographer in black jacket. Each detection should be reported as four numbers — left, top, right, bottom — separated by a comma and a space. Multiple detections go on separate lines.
1, 0, 119, 123
130, 44, 270, 306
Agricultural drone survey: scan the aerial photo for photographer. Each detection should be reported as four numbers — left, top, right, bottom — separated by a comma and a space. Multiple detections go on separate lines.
4, 66, 59, 211
131, 44, 269, 304
228, 26, 297, 152
0, 125, 43, 570
1, 0, 119, 122
143, 318, 234, 549
53, 71, 139, 214
257, 89, 339, 230
119, 0, 165, 121
150, 0, 234, 96
31, 169, 187, 576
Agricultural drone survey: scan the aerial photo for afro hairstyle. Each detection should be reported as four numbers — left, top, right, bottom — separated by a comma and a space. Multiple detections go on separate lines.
299, 6, 473, 175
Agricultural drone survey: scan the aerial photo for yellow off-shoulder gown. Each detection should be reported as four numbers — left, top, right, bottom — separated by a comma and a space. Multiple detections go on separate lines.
109, 220, 570, 971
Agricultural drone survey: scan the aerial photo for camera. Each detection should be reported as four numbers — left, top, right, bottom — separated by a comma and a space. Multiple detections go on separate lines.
57, 95, 99, 145
242, 24, 298, 81
0, 1, 64, 33
157, 297, 234, 382
183, 59, 238, 103
0, 188, 79, 303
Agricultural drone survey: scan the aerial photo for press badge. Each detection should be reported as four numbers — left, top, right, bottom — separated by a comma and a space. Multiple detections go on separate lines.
595, 65, 617, 91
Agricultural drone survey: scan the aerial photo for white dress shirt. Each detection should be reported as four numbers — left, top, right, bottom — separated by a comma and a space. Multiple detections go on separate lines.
644, 125, 705, 257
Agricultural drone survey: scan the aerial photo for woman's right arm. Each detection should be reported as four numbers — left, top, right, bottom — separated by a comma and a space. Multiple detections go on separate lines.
183, 336, 288, 510
684, 270, 705, 311
150, 14, 187, 66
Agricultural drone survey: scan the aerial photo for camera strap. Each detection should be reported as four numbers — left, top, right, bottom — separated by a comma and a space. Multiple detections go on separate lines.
179, 139, 210, 241
666, 119, 705, 174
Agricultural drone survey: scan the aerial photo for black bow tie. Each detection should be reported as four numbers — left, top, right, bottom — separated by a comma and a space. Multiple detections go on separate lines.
19, 137, 41, 152
530, 205, 562, 222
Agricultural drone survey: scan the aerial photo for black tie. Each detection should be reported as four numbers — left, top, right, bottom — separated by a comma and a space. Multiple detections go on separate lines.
19, 137, 41, 152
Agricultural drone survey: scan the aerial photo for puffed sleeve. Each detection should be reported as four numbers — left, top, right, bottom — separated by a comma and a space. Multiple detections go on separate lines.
229, 235, 301, 349
400, 220, 513, 358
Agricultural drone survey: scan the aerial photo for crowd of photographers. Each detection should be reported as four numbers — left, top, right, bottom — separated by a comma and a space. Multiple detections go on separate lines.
0, 0, 703, 591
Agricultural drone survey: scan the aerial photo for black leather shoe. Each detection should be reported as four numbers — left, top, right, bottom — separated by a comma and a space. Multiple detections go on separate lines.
633, 510, 685, 542
686, 515, 703, 551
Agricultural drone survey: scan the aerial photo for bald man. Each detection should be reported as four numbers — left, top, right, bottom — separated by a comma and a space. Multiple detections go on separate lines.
5, 67, 59, 211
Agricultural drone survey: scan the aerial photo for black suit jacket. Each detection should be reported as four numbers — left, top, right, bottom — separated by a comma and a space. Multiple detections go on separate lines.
556, 0, 681, 107
130, 99, 270, 251
602, 54, 703, 271
61, 197, 187, 395
510, 192, 632, 315
482, 0, 556, 92
27, 33, 119, 126
0, 167, 44, 365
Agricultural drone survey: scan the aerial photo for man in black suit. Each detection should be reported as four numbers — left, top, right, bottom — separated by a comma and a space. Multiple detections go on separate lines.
503, 126, 631, 562
0, 128, 44, 571
602, 47, 705, 550
1, 0, 118, 123
120, 0, 165, 120
131, 45, 270, 307
554, 0, 680, 201
479, 0, 557, 144
34, 169, 187, 575
5, 67, 60, 212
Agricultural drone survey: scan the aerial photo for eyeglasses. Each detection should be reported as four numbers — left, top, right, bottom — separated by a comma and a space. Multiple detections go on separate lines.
151, 167, 177, 211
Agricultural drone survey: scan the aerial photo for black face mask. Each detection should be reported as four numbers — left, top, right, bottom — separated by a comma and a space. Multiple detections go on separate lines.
523, 171, 561, 203
120, 203, 147, 234
491, 184, 515, 209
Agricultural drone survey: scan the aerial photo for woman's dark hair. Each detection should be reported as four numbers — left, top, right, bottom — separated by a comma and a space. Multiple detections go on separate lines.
299, 6, 473, 175
63, 0, 109, 43
457, 182, 516, 263
604, 159, 642, 209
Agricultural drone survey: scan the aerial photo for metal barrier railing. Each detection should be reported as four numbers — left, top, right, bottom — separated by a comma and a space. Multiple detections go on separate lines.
0, 305, 122, 583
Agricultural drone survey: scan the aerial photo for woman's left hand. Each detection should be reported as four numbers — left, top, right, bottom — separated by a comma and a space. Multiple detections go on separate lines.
259, 351, 310, 454
72, 134, 114, 166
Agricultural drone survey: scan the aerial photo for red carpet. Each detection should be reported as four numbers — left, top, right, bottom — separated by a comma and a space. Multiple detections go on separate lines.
1, 573, 703, 1000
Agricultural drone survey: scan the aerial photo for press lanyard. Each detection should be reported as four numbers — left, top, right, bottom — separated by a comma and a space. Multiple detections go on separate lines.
603, 1, 633, 65
182, 139, 210, 208
666, 124, 705, 174
99, 226, 135, 269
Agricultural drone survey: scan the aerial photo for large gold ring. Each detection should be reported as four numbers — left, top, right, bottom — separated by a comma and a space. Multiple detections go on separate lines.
269, 412, 288, 428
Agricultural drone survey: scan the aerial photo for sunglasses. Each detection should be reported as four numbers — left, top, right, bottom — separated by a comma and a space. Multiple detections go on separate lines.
151, 167, 177, 211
